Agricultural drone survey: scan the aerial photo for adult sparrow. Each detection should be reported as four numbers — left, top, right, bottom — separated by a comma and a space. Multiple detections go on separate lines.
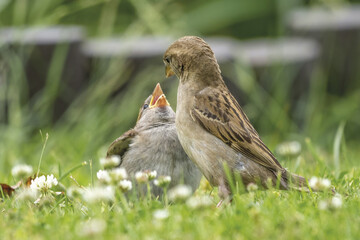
163, 36, 307, 201
107, 83, 201, 197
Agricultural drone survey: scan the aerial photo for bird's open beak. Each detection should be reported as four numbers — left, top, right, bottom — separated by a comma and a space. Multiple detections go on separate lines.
150, 83, 170, 108
165, 65, 175, 78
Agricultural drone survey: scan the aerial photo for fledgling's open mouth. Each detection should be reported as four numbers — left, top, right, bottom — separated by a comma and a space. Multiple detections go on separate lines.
149, 83, 170, 108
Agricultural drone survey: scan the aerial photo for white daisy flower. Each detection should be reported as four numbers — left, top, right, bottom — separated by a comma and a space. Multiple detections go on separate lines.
15, 189, 39, 202
30, 174, 58, 192
77, 219, 107, 237
309, 177, 331, 191
153, 209, 169, 220
100, 155, 121, 169
11, 164, 33, 179
276, 141, 301, 157
46, 174, 58, 187
109, 168, 128, 182
96, 170, 111, 184
147, 170, 157, 180
186, 196, 213, 209
318, 200, 328, 210
135, 171, 149, 183
168, 185, 192, 202
331, 194, 343, 209
119, 179, 132, 192
82, 186, 115, 204
319, 194, 343, 211
246, 183, 258, 192
154, 176, 171, 188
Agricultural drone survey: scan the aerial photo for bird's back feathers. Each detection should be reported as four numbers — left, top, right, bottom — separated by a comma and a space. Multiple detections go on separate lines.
106, 129, 137, 160
190, 86, 284, 173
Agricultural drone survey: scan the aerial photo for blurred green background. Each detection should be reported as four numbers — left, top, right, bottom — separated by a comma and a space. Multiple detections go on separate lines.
0, 0, 360, 185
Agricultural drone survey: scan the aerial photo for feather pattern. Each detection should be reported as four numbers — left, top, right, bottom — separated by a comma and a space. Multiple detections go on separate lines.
106, 129, 137, 158
190, 86, 284, 173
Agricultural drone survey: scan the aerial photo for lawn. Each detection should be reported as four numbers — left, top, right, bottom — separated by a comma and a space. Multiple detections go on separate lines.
1, 150, 360, 239
1, 0, 360, 239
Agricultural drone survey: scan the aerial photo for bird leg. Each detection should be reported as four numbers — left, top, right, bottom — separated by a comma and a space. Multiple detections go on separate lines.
216, 199, 224, 208
217, 179, 231, 207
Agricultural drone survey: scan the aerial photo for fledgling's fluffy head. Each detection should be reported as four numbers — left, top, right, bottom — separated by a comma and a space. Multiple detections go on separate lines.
163, 36, 222, 87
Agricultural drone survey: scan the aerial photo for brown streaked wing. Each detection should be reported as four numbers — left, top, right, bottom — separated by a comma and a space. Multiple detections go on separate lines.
190, 86, 283, 171
106, 129, 137, 158
0, 183, 15, 197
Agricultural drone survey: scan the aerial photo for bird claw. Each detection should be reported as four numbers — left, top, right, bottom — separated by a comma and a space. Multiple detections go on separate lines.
216, 200, 223, 208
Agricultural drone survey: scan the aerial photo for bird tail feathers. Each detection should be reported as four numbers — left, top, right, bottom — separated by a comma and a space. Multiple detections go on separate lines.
280, 171, 310, 192
288, 172, 309, 191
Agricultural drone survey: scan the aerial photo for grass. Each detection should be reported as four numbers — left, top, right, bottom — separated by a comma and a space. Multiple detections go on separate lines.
1, 0, 360, 239
1, 163, 360, 239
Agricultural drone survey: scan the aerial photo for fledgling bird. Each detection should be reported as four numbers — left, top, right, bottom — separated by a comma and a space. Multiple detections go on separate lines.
163, 36, 307, 201
107, 83, 201, 197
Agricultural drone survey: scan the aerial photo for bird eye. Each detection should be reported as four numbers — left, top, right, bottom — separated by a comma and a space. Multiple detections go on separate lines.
143, 104, 149, 109
165, 57, 170, 63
